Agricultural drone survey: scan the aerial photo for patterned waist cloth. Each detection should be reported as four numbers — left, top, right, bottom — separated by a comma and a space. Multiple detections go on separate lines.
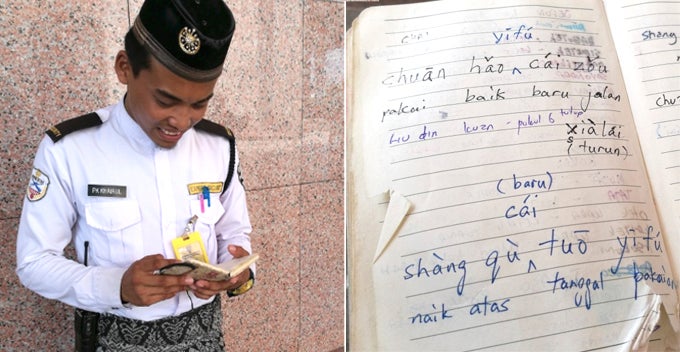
97, 296, 225, 352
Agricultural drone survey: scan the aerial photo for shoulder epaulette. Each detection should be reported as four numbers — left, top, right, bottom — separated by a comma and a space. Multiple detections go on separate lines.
194, 119, 238, 193
194, 119, 235, 141
45, 112, 102, 143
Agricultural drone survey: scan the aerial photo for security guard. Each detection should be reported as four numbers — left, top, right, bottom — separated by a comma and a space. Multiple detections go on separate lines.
15, 0, 254, 350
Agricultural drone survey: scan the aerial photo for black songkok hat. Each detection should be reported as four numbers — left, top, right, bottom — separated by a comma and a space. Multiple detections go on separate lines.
132, 0, 235, 82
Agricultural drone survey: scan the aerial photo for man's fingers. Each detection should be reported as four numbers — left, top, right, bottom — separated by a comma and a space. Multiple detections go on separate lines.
227, 245, 250, 258
121, 255, 192, 306
137, 254, 181, 272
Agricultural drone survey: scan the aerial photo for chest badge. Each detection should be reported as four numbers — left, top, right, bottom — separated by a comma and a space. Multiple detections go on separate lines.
187, 182, 223, 195
88, 184, 127, 198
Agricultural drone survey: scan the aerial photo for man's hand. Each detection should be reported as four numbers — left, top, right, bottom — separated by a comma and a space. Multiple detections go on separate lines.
190, 245, 252, 299
120, 254, 194, 306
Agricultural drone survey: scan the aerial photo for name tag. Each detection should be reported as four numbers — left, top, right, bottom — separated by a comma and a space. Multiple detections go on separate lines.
88, 184, 127, 198
187, 182, 223, 195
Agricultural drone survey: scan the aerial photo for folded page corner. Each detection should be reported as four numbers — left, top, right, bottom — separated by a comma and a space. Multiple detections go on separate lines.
373, 189, 412, 264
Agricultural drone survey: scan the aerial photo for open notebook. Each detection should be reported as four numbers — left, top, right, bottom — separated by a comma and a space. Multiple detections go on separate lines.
346, 0, 680, 350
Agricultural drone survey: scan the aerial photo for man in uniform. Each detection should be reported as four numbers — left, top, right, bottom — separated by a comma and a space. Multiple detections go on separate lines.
15, 0, 255, 350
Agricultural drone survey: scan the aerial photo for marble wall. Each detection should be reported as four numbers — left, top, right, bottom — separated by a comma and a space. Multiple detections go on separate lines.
0, 0, 344, 351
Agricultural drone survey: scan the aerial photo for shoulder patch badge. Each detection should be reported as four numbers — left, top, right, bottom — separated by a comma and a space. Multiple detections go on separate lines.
26, 168, 50, 202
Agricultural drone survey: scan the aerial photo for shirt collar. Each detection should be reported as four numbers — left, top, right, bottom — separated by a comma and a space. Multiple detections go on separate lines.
110, 98, 157, 154
109, 97, 198, 153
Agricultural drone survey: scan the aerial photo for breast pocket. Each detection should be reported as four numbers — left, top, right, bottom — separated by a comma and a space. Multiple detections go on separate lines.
188, 194, 225, 261
84, 200, 143, 266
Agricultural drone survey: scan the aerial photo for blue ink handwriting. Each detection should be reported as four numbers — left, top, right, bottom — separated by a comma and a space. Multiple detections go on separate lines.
633, 261, 677, 300
641, 30, 678, 45
504, 194, 538, 219
410, 303, 453, 325
463, 120, 494, 134
389, 125, 438, 145
492, 25, 534, 44
496, 171, 553, 194
469, 296, 510, 316
538, 229, 589, 256
515, 112, 556, 135
403, 252, 467, 296
546, 271, 604, 309
485, 239, 521, 284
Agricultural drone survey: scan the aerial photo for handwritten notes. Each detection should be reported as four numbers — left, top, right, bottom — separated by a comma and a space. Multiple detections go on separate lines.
347, 0, 680, 350
605, 0, 680, 286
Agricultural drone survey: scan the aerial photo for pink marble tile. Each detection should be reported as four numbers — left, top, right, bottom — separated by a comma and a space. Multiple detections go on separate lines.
207, 1, 306, 191
238, 137, 302, 191
0, 219, 73, 351
0, 147, 34, 218
224, 186, 303, 350
0, 1, 127, 219
300, 180, 345, 351
216, 1, 305, 142
302, 1, 345, 184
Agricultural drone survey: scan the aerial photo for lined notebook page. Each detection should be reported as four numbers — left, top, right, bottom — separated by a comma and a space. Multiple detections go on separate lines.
605, 0, 680, 282
347, 0, 679, 350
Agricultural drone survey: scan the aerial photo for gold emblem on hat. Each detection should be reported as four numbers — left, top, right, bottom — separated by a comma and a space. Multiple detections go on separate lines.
179, 27, 201, 55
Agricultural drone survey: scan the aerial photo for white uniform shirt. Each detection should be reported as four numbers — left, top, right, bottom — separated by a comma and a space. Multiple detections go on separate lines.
16, 100, 252, 321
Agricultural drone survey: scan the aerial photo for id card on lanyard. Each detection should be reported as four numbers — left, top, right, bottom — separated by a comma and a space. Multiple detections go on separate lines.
171, 215, 208, 263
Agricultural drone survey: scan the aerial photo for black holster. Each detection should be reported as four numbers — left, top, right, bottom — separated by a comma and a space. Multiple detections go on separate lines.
74, 308, 99, 352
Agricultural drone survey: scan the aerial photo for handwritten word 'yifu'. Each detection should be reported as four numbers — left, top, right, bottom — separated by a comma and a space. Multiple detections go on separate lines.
492, 25, 534, 44
611, 225, 664, 276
